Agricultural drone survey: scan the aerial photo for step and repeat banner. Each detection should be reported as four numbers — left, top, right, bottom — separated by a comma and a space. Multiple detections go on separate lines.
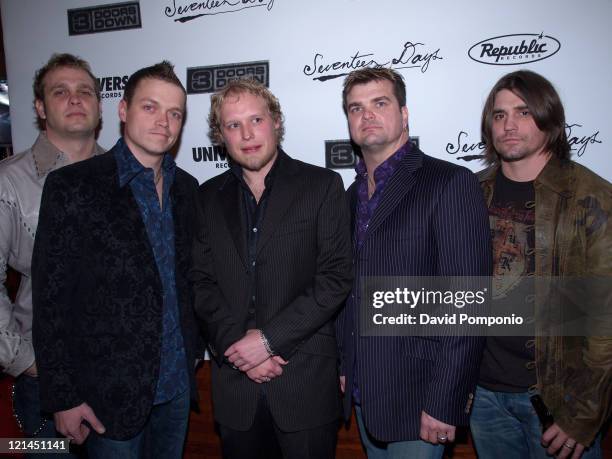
1, 0, 610, 185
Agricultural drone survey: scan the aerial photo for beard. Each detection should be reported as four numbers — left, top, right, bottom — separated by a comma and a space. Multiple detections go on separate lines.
231, 148, 278, 173
494, 137, 541, 163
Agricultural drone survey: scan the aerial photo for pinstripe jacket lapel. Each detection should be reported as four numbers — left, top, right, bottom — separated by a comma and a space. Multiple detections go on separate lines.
257, 152, 302, 255
364, 146, 423, 242
218, 174, 247, 268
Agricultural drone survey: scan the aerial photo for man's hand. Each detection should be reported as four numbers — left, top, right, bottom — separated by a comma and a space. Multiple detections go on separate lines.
53, 403, 105, 445
246, 357, 287, 383
542, 423, 585, 458
339, 375, 346, 394
23, 362, 38, 377
419, 411, 455, 445
271, 355, 288, 365
225, 329, 271, 371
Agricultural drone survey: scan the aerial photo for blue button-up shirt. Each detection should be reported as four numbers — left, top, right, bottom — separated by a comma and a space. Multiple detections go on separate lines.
113, 138, 188, 404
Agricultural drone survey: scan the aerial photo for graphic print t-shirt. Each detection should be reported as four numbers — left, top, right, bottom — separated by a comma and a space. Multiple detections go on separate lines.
479, 171, 537, 392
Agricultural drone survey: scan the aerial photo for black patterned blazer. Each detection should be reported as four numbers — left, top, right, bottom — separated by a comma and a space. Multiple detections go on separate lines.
336, 146, 492, 442
31, 147, 201, 440
190, 151, 353, 431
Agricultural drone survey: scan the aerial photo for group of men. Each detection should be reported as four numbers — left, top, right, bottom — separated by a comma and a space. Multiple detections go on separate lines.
0, 52, 610, 459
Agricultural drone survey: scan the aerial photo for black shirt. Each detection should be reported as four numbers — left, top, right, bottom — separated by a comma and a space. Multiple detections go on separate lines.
230, 155, 280, 330
479, 170, 537, 392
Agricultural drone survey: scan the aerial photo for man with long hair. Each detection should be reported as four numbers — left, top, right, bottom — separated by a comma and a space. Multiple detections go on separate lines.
471, 70, 612, 459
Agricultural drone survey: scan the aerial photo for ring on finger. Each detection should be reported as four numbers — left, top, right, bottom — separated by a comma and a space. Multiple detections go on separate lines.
563, 442, 575, 450
437, 434, 447, 442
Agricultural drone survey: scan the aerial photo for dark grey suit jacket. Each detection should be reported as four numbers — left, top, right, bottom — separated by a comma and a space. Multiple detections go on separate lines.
191, 151, 353, 431
336, 146, 492, 442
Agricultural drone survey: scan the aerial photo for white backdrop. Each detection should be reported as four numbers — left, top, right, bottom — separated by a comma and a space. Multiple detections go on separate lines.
1, 0, 609, 187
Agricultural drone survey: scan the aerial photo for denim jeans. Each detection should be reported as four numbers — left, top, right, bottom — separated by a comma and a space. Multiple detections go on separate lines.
12, 374, 80, 458
86, 389, 190, 459
354, 405, 444, 459
470, 385, 602, 459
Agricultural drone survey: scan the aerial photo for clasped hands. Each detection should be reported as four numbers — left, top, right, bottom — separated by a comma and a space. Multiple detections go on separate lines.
225, 329, 287, 384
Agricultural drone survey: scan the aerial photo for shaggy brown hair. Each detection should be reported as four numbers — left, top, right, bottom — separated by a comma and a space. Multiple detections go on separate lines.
481, 70, 570, 165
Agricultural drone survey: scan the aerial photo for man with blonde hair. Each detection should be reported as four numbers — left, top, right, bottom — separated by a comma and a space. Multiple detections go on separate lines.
191, 78, 352, 458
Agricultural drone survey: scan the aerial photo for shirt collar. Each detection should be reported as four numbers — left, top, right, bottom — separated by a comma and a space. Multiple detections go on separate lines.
114, 137, 176, 188
230, 148, 282, 191
355, 140, 412, 182
31, 131, 104, 178
481, 156, 573, 197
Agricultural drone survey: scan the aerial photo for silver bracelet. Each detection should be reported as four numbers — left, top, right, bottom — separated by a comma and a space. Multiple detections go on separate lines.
259, 330, 275, 356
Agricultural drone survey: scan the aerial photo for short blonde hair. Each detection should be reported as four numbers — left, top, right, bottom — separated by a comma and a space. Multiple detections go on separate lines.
208, 78, 285, 145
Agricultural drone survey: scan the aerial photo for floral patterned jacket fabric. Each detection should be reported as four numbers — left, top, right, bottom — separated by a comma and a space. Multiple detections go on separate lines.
31, 148, 201, 440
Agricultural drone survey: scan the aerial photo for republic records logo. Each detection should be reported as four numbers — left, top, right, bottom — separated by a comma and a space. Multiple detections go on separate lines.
467, 32, 561, 65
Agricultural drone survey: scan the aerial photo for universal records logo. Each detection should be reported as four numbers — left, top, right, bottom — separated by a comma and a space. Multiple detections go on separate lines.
468, 33, 560, 65
68, 1, 141, 35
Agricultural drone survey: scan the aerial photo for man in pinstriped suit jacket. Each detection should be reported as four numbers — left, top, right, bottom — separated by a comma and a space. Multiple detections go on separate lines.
190, 79, 353, 458
336, 68, 492, 458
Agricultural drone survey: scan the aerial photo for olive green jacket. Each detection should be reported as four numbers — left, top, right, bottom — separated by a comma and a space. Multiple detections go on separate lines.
478, 157, 612, 445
